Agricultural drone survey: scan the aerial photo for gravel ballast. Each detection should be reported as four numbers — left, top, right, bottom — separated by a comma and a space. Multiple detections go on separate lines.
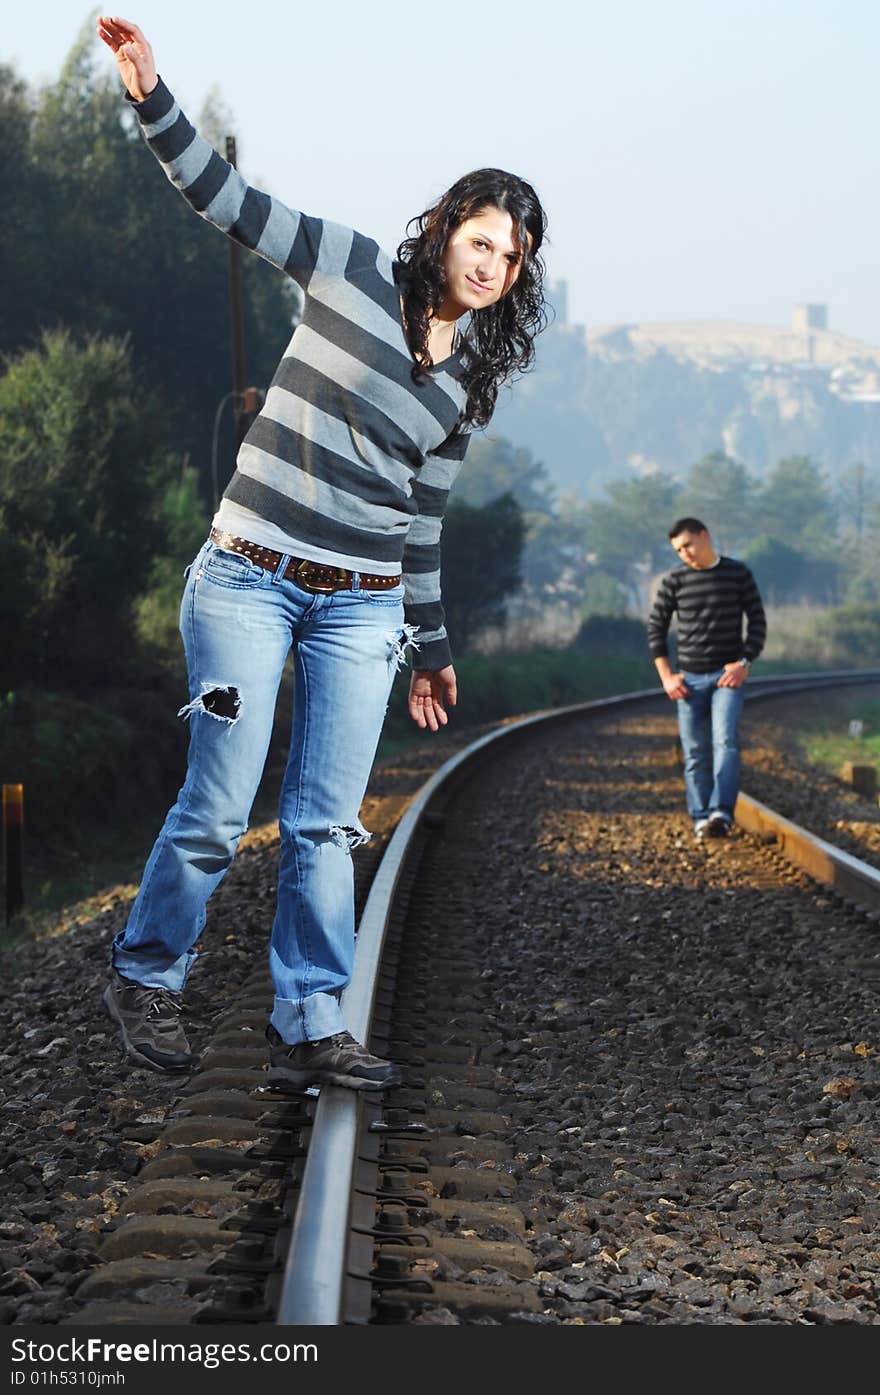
2, 689, 879, 1325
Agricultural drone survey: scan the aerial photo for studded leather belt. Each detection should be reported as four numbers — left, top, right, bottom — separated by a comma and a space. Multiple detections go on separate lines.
209, 527, 401, 594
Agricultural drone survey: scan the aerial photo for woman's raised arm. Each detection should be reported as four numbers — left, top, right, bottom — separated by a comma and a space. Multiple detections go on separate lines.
95, 16, 365, 291
97, 16, 158, 102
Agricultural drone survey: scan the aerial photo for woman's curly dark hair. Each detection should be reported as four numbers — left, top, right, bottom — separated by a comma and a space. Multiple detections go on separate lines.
397, 168, 548, 428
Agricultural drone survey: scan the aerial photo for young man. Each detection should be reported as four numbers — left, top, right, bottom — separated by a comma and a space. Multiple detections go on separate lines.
647, 517, 767, 839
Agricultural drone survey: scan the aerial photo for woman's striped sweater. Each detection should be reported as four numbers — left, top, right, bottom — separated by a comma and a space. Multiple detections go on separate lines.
131, 78, 472, 670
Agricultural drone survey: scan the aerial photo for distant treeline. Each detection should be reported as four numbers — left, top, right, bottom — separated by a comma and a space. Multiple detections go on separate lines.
454, 436, 879, 617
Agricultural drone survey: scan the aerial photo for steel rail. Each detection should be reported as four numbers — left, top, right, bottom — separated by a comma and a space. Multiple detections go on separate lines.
735, 789, 880, 907
277, 666, 880, 1324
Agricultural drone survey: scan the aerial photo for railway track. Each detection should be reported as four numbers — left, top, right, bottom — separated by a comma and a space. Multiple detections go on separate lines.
5, 670, 880, 1327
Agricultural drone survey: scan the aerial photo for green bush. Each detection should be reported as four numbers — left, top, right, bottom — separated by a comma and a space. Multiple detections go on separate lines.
0, 330, 176, 687
134, 464, 210, 656
0, 684, 186, 844
813, 604, 880, 667
571, 614, 648, 657
379, 647, 657, 751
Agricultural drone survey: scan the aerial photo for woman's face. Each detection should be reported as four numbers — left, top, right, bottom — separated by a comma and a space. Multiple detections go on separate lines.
441, 206, 524, 316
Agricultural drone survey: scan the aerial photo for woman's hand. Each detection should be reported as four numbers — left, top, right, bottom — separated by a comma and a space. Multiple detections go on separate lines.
408, 666, 457, 732
96, 15, 158, 102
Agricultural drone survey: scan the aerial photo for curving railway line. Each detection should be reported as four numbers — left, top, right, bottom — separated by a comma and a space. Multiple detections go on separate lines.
3, 670, 880, 1328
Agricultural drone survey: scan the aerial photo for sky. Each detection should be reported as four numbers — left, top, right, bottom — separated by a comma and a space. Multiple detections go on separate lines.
6, 0, 880, 345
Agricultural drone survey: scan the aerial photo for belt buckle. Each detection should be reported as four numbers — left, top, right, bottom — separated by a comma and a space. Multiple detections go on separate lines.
294, 559, 343, 594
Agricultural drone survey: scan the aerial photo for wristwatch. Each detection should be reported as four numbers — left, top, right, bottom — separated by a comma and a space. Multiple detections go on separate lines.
738, 657, 751, 669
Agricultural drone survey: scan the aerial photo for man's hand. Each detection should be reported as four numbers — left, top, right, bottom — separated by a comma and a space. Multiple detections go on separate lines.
408, 665, 457, 732
97, 16, 158, 101
654, 656, 688, 701
661, 671, 690, 700
717, 660, 749, 689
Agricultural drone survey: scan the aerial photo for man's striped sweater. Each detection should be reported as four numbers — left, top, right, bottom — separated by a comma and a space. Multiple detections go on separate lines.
647, 556, 767, 672
131, 79, 472, 670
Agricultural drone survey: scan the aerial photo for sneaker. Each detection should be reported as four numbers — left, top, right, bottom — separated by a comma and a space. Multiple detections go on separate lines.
103, 968, 195, 1072
707, 812, 731, 837
694, 818, 710, 839
266, 1024, 401, 1091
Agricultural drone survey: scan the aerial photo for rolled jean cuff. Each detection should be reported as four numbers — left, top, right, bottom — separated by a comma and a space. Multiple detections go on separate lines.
270, 991, 346, 1045
110, 942, 198, 993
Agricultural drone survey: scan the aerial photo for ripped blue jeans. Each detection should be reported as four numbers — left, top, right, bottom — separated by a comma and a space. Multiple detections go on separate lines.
112, 539, 414, 1044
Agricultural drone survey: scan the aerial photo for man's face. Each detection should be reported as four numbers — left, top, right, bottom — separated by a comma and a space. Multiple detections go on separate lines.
670, 529, 715, 569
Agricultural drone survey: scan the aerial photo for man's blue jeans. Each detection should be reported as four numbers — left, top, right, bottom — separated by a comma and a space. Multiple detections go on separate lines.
676, 669, 745, 823
112, 540, 411, 1044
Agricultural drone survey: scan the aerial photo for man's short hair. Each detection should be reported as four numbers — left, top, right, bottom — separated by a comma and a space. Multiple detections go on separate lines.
668, 516, 708, 540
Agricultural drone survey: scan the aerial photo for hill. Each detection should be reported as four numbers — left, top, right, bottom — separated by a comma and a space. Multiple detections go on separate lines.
490, 300, 880, 499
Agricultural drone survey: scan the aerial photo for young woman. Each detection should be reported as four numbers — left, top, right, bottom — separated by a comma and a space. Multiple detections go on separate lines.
97, 15, 548, 1088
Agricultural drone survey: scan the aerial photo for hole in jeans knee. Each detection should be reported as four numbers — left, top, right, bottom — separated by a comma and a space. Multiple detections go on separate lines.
177, 683, 242, 726
328, 821, 372, 852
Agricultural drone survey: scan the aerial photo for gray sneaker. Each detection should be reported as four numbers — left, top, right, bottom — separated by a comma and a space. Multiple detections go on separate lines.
266, 1024, 401, 1091
103, 969, 195, 1072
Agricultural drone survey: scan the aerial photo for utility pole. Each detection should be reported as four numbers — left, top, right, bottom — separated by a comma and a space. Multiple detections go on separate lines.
225, 136, 248, 451
3, 783, 24, 922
